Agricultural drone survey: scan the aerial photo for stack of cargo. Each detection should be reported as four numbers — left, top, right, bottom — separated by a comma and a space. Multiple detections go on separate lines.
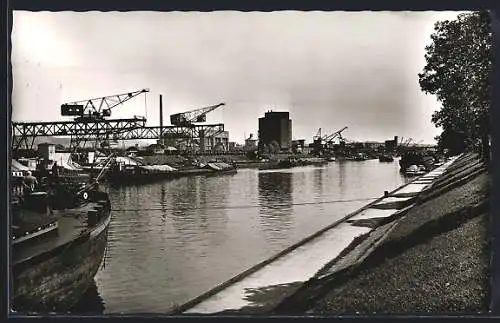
140, 164, 178, 173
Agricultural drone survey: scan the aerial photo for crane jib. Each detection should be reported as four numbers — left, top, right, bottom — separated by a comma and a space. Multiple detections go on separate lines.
60, 89, 149, 120
170, 102, 226, 126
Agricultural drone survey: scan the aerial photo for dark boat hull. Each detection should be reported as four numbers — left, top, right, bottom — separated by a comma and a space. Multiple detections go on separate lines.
12, 209, 111, 313
107, 170, 179, 184
108, 167, 237, 185
379, 155, 394, 162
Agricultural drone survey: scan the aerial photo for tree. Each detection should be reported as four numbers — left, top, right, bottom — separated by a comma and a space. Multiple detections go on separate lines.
418, 11, 492, 158
269, 141, 281, 154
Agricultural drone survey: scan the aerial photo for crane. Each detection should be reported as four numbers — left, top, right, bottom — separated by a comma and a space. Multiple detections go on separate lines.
61, 88, 150, 122
170, 102, 225, 127
60, 89, 150, 154
323, 127, 348, 146
312, 126, 348, 156
313, 128, 322, 141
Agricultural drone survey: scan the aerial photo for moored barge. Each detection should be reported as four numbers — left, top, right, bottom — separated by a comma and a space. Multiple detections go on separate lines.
107, 159, 237, 184
11, 161, 112, 313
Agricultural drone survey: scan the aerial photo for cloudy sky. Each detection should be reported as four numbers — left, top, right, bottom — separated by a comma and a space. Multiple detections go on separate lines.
11, 11, 463, 144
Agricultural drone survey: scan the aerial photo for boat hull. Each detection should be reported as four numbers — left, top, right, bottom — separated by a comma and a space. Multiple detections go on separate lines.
378, 155, 394, 162
108, 166, 237, 185
12, 211, 111, 313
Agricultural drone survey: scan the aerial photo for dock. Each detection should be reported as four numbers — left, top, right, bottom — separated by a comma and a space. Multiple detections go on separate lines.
174, 156, 460, 314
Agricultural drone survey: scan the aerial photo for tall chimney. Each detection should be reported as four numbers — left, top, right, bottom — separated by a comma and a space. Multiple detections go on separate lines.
159, 94, 163, 146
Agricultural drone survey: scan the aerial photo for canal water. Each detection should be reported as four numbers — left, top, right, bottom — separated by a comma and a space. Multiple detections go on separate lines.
74, 159, 410, 314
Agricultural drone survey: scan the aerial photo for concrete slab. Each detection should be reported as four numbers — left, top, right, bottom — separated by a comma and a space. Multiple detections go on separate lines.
348, 208, 398, 221
413, 180, 434, 184
371, 196, 415, 210
184, 223, 371, 314
390, 183, 429, 197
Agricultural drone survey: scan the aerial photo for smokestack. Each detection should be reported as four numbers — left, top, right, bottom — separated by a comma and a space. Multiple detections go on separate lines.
159, 94, 163, 145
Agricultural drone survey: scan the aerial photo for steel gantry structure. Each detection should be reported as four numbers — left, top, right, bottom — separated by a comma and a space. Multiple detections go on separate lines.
11, 118, 225, 150
11, 117, 147, 151
12, 88, 227, 154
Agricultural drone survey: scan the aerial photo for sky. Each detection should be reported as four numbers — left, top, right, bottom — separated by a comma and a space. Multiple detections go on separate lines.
11, 11, 465, 145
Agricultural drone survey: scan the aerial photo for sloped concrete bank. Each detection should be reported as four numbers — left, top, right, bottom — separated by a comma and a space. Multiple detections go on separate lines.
272, 153, 490, 315
173, 155, 466, 315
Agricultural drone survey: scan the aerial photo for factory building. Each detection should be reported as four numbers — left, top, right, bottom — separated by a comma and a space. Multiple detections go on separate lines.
385, 136, 399, 152
205, 131, 229, 152
258, 111, 292, 152
245, 134, 258, 151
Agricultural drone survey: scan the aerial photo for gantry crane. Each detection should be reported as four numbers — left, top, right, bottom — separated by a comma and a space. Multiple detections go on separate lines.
324, 127, 348, 147
61, 89, 150, 121
59, 89, 150, 153
12, 90, 226, 156
170, 103, 225, 127
169, 102, 226, 151
312, 126, 348, 156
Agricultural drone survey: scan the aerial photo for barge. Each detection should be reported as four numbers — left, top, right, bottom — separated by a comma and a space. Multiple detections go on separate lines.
399, 151, 435, 171
378, 154, 394, 162
11, 160, 112, 313
107, 162, 179, 184
107, 158, 237, 184
258, 157, 328, 171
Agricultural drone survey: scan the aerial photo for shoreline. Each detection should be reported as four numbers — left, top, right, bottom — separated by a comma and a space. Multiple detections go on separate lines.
274, 154, 489, 314
174, 156, 462, 314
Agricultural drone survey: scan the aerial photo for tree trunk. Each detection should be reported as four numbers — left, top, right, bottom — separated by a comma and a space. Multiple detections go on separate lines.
482, 133, 490, 164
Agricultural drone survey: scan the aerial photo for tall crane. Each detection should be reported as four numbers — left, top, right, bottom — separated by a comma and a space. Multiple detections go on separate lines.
312, 126, 348, 156
12, 89, 226, 155
60, 89, 150, 153
313, 128, 322, 141
61, 88, 150, 122
170, 103, 225, 127
324, 127, 348, 146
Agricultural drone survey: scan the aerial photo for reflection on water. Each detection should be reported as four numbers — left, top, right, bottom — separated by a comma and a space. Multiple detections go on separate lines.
70, 281, 105, 314
83, 160, 408, 314
312, 167, 324, 197
258, 172, 293, 244
338, 161, 347, 198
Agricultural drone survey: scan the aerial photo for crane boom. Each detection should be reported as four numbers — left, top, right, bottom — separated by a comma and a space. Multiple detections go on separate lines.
170, 102, 225, 126
61, 88, 150, 121
313, 128, 322, 141
323, 126, 348, 143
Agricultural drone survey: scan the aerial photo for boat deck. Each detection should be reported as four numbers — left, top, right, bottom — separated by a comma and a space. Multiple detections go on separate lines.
12, 202, 103, 266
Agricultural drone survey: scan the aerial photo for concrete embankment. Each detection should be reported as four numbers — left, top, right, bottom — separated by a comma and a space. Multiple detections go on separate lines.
173, 155, 469, 315
273, 153, 490, 315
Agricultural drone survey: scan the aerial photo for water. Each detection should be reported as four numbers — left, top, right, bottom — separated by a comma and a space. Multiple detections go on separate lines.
78, 159, 409, 314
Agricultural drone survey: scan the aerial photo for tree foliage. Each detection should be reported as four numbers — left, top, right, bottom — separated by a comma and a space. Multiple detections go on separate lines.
418, 11, 493, 155
269, 140, 281, 154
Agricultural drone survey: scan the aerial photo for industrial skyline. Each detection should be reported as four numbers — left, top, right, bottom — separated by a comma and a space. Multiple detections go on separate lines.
11, 11, 464, 144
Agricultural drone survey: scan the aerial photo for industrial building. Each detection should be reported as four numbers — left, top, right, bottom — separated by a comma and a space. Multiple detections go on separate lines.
205, 131, 230, 152
258, 111, 292, 152
245, 134, 258, 151
385, 136, 399, 152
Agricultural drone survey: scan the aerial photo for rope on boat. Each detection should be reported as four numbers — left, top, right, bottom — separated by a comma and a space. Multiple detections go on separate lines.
111, 196, 379, 212
77, 153, 116, 197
